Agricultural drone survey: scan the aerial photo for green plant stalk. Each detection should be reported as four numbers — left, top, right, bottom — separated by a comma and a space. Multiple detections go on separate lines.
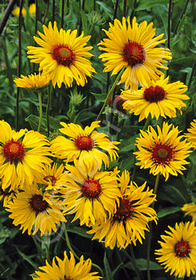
64, 226, 104, 277
129, 245, 141, 280
46, 84, 52, 137
131, 116, 151, 181
174, 0, 190, 35
96, 66, 125, 121
37, 91, 43, 132
147, 173, 160, 280
2, 36, 14, 94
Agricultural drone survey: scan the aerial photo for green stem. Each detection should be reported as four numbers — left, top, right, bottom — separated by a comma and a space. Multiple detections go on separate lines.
147, 173, 160, 280
64, 227, 104, 277
174, 0, 190, 35
129, 245, 141, 280
46, 86, 51, 137
96, 66, 125, 121
37, 91, 42, 132
131, 116, 151, 181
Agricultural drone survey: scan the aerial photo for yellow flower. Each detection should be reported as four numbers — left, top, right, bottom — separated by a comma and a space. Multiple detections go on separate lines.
14, 72, 50, 89
60, 159, 121, 226
98, 17, 172, 89
0, 120, 51, 190
121, 76, 189, 122
182, 202, 196, 222
29, 3, 36, 14
12, 6, 26, 16
6, 183, 66, 236
88, 170, 157, 249
51, 121, 119, 168
32, 251, 101, 280
33, 163, 67, 191
155, 222, 196, 278
27, 21, 95, 88
134, 122, 192, 181
186, 119, 196, 149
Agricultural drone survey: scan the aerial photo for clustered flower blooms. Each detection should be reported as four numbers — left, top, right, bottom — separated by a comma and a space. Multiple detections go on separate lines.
4, 14, 196, 279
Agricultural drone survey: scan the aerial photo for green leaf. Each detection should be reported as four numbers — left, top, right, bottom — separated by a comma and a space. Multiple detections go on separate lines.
124, 259, 162, 271
158, 206, 181, 218
136, 0, 168, 11
103, 251, 113, 280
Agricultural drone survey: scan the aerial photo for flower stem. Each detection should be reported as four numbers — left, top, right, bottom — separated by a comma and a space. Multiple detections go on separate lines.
96, 66, 125, 121
46, 85, 52, 137
64, 226, 104, 277
174, 0, 190, 35
37, 91, 43, 132
147, 173, 160, 280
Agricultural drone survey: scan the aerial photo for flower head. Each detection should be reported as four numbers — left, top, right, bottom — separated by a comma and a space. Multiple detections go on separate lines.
32, 251, 101, 280
33, 163, 67, 190
134, 122, 192, 180
12, 6, 26, 16
29, 3, 36, 14
60, 159, 121, 226
27, 21, 95, 88
51, 121, 119, 168
182, 202, 196, 222
186, 119, 196, 149
121, 76, 189, 121
88, 170, 157, 249
155, 222, 196, 278
0, 120, 51, 190
6, 183, 66, 236
14, 72, 50, 90
99, 17, 171, 89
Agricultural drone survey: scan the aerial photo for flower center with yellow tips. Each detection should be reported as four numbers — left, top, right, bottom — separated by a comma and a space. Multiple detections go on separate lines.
43, 175, 57, 185
175, 240, 190, 258
3, 139, 25, 163
123, 41, 145, 67
29, 194, 49, 213
153, 144, 173, 164
114, 197, 133, 222
52, 45, 75, 66
82, 179, 102, 198
75, 136, 94, 151
144, 86, 166, 102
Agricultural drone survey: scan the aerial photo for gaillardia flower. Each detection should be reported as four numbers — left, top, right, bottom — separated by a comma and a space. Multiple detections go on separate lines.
88, 170, 157, 249
29, 3, 36, 14
60, 159, 121, 226
182, 202, 196, 222
32, 251, 101, 280
0, 179, 15, 207
27, 21, 95, 88
0, 120, 51, 190
33, 163, 67, 191
14, 72, 50, 89
134, 122, 192, 180
186, 119, 196, 149
6, 183, 66, 236
155, 222, 196, 278
98, 17, 172, 89
12, 6, 26, 16
121, 76, 189, 121
51, 121, 119, 168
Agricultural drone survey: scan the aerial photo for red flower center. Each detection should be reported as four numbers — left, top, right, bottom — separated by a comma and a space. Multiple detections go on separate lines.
108, 95, 126, 111
52, 45, 75, 66
123, 41, 145, 67
175, 240, 190, 258
152, 144, 173, 164
113, 197, 133, 222
82, 179, 102, 198
144, 86, 166, 103
3, 139, 25, 163
43, 175, 57, 185
29, 194, 49, 213
74, 136, 94, 151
